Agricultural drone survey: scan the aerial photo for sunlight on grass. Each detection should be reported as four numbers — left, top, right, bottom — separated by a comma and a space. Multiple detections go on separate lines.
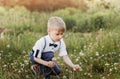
0, 5, 120, 79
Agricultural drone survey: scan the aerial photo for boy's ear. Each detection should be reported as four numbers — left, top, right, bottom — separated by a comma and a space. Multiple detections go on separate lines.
47, 28, 50, 32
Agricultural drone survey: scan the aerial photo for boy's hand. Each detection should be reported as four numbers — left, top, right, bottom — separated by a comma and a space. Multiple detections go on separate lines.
47, 61, 55, 68
73, 64, 82, 71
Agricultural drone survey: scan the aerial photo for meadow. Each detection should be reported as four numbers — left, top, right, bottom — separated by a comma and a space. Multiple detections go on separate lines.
0, 5, 120, 79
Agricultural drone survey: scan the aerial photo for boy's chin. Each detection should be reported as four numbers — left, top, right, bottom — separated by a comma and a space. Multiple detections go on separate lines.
54, 39, 60, 42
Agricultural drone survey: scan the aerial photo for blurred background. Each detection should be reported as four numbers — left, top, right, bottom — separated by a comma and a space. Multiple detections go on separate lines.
0, 0, 120, 79
0, 0, 120, 11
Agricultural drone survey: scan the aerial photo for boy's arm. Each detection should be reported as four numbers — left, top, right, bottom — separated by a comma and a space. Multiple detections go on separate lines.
63, 55, 81, 71
34, 57, 55, 68
63, 55, 74, 68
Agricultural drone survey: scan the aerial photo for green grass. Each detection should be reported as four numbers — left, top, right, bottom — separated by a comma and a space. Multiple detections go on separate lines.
1, 30, 120, 79
0, 6, 120, 79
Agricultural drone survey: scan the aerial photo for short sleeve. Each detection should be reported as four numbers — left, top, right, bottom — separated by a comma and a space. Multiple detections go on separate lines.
32, 37, 45, 58
59, 39, 68, 56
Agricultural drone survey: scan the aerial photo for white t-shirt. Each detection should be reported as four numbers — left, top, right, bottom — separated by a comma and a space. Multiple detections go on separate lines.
32, 35, 67, 58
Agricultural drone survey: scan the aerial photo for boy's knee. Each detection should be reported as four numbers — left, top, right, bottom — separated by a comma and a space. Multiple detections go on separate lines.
53, 64, 61, 75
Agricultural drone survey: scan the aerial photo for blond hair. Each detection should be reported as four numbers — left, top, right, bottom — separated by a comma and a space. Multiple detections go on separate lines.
47, 16, 66, 31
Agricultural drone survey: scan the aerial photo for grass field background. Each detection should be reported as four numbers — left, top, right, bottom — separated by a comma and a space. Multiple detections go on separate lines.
0, 0, 120, 79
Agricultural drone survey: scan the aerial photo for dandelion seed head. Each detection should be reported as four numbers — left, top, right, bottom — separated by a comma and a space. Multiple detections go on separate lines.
95, 52, 99, 56
3, 65, 7, 67
105, 63, 110, 66
75, 58, 79, 62
6, 44, 10, 48
114, 63, 118, 66
90, 57, 93, 59
18, 70, 21, 73
79, 50, 85, 56
109, 68, 112, 72
63, 75, 67, 79
65, 69, 68, 72
102, 76, 105, 79
114, 67, 117, 70
88, 73, 92, 77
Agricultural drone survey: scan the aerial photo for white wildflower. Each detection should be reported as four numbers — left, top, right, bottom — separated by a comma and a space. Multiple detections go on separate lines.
6, 44, 10, 48
79, 50, 85, 56
3, 65, 7, 67
18, 70, 21, 73
65, 69, 68, 72
79, 62, 82, 65
114, 63, 119, 66
105, 63, 110, 66
102, 76, 105, 79
63, 75, 67, 79
114, 67, 117, 70
95, 52, 99, 56
109, 68, 112, 72
88, 73, 92, 77
75, 58, 79, 62
90, 57, 93, 59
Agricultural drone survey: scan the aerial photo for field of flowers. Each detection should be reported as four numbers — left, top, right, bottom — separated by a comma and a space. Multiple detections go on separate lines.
0, 6, 120, 79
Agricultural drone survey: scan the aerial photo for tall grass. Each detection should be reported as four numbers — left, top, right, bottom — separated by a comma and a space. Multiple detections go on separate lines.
0, 30, 120, 79
0, 6, 120, 79
1, 6, 120, 33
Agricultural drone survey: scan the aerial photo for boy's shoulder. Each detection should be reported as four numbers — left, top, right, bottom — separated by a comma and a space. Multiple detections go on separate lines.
37, 35, 48, 41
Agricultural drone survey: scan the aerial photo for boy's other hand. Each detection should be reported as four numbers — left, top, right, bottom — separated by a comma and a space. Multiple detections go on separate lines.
47, 61, 55, 68
73, 64, 82, 71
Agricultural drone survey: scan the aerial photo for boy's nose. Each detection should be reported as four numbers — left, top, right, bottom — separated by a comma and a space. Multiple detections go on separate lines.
58, 35, 62, 39
59, 35, 62, 39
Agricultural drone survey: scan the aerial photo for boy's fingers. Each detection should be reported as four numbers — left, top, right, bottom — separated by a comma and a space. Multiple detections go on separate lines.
73, 65, 82, 71
48, 61, 55, 67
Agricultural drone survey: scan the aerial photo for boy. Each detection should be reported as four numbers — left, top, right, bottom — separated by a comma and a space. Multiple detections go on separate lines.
30, 16, 81, 79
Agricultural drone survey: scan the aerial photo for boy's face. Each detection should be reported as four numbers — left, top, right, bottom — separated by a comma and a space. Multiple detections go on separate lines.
47, 28, 64, 42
